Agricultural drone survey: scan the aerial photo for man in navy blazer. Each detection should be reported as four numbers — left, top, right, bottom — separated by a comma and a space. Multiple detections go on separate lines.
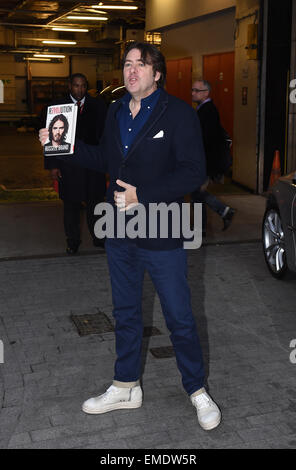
39, 42, 221, 431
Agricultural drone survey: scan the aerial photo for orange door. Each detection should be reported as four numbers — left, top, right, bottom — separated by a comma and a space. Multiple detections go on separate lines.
166, 57, 192, 105
203, 52, 234, 138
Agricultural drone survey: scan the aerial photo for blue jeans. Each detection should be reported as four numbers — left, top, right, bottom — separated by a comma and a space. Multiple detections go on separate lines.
105, 238, 205, 395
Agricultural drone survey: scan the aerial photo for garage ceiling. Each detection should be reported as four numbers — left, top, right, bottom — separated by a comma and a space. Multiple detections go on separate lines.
0, 0, 145, 28
0, 1, 146, 56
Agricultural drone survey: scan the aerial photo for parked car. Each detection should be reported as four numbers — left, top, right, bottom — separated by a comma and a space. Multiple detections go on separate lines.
262, 171, 296, 279
99, 85, 126, 106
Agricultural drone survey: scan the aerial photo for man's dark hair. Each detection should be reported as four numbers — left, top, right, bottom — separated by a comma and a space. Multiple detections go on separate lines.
69, 73, 88, 89
122, 42, 166, 88
48, 114, 69, 143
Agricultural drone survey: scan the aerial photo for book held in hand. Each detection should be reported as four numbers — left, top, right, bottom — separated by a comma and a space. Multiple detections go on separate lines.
44, 103, 78, 157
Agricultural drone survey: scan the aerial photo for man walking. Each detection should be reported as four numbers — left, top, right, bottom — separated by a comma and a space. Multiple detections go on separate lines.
191, 79, 235, 234
42, 73, 107, 254
39, 44, 221, 431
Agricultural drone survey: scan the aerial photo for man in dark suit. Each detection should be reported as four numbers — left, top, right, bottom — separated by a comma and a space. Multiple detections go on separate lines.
191, 79, 235, 233
39, 43, 221, 431
42, 73, 107, 254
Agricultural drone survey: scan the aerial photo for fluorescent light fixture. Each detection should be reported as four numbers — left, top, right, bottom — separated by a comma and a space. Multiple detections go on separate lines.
92, 4, 138, 9
67, 16, 108, 20
86, 10, 107, 14
24, 57, 51, 61
34, 53, 65, 58
42, 40, 77, 45
52, 27, 89, 32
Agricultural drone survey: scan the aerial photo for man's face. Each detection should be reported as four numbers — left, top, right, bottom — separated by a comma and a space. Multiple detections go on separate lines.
123, 48, 161, 100
192, 81, 209, 105
52, 120, 65, 145
69, 77, 87, 101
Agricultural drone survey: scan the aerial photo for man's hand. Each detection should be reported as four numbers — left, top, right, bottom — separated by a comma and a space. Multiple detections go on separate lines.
50, 168, 62, 181
39, 128, 49, 146
114, 179, 139, 212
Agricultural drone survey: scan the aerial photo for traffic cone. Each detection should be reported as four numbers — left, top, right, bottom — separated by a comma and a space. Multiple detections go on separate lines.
268, 150, 281, 190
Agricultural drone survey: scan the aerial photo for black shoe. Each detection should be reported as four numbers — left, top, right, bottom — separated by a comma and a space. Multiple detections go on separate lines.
66, 245, 79, 255
66, 238, 80, 254
222, 208, 236, 231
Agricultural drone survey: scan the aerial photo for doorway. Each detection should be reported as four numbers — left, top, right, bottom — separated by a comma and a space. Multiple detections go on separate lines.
165, 57, 192, 105
203, 51, 235, 138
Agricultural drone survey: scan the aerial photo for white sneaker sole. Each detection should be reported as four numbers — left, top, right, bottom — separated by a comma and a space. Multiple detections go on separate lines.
82, 401, 142, 414
199, 414, 221, 431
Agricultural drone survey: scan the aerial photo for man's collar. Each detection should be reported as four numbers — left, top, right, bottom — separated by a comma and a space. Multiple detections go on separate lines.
70, 94, 86, 104
197, 97, 211, 110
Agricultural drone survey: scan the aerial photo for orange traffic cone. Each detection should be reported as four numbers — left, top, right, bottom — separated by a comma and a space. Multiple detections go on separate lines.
268, 150, 281, 190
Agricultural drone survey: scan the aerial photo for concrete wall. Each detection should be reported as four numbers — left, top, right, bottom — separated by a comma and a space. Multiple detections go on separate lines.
160, 9, 235, 80
14, 59, 70, 79
146, 0, 235, 31
232, 0, 260, 191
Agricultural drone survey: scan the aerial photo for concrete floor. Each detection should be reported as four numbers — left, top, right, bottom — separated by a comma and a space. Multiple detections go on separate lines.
0, 195, 296, 450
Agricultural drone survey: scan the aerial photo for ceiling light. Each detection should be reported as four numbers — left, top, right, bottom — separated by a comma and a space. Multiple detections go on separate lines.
52, 27, 89, 32
42, 40, 77, 45
92, 4, 138, 9
86, 10, 107, 14
67, 16, 108, 20
34, 54, 65, 58
24, 57, 51, 61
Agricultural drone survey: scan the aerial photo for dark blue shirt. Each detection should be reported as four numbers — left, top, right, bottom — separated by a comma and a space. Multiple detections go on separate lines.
117, 88, 161, 157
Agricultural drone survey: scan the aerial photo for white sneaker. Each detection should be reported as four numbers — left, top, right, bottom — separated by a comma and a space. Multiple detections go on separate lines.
191, 391, 221, 431
82, 384, 143, 414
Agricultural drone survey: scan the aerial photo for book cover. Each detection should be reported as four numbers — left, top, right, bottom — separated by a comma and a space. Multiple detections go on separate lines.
44, 103, 78, 157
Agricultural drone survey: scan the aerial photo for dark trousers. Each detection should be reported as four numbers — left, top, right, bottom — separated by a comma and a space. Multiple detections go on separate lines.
191, 188, 227, 232
63, 200, 103, 248
105, 238, 205, 395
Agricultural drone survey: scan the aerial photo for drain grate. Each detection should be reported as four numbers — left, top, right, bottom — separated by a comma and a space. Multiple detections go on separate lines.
70, 312, 114, 336
149, 346, 175, 358
143, 326, 162, 337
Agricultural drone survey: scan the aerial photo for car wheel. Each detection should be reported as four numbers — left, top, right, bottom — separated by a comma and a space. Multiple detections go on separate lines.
262, 207, 288, 279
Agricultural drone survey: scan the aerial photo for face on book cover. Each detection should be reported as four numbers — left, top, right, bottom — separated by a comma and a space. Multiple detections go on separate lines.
69, 77, 87, 101
52, 120, 65, 146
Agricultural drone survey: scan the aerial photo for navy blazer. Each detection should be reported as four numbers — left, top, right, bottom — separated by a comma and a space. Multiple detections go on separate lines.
66, 88, 207, 249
